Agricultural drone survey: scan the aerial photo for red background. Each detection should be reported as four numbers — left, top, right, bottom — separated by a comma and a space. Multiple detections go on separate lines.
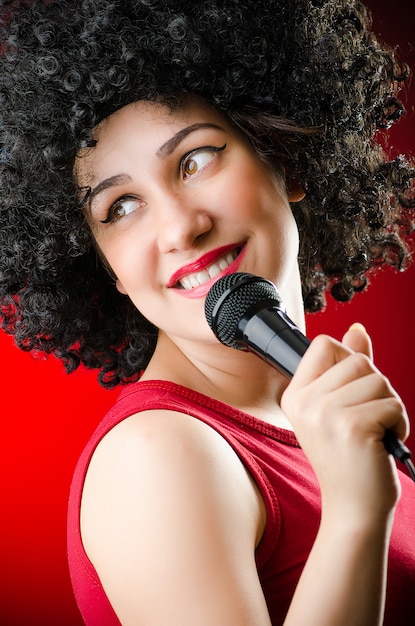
0, 2, 414, 624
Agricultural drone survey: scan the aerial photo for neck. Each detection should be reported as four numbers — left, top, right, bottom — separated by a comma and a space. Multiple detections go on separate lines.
142, 331, 293, 429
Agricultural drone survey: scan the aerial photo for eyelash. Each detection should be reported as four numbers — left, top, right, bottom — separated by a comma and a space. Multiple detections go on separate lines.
180, 143, 226, 178
100, 195, 141, 224
100, 143, 227, 224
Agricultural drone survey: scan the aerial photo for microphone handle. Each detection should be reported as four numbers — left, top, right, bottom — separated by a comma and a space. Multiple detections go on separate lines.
238, 306, 414, 472
238, 306, 310, 377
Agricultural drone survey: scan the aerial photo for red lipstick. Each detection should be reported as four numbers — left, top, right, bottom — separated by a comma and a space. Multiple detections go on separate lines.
167, 242, 244, 288
167, 243, 247, 299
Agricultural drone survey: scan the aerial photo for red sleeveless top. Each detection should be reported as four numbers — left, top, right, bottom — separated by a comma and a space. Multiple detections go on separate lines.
67, 380, 415, 625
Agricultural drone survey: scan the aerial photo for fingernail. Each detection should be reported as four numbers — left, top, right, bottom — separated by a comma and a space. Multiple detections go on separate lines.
349, 322, 367, 333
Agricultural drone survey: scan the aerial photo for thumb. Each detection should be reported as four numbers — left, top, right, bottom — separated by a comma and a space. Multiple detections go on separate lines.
342, 322, 373, 360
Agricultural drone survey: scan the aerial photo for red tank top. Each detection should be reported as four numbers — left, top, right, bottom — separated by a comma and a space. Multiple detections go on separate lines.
67, 380, 415, 625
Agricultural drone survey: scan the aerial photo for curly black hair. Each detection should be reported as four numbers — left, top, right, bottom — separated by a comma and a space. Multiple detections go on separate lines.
0, 0, 414, 387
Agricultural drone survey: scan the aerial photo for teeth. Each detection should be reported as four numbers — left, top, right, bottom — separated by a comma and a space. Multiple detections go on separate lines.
208, 263, 222, 279
195, 270, 210, 284
179, 251, 237, 289
219, 256, 231, 270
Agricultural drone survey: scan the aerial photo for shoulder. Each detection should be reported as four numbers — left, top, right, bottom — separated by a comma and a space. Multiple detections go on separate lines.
80, 408, 269, 624
82, 407, 260, 501
81, 408, 263, 538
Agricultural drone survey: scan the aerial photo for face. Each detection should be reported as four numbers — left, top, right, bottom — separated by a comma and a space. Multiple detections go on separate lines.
76, 97, 303, 346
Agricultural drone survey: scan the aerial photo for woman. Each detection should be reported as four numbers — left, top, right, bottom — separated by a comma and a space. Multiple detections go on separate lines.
0, 1, 414, 624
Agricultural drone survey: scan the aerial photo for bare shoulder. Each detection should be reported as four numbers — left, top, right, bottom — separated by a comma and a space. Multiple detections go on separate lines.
80, 408, 270, 626
81, 409, 263, 525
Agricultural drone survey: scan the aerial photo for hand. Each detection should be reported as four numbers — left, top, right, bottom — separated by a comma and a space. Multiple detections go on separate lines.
281, 323, 409, 523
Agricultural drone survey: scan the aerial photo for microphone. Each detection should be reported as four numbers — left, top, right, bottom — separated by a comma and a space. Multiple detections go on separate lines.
205, 271, 415, 477
205, 271, 310, 377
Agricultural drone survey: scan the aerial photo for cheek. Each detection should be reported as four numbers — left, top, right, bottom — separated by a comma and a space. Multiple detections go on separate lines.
229, 167, 298, 244
227, 166, 268, 211
96, 229, 151, 294
222, 158, 282, 216
100, 233, 167, 325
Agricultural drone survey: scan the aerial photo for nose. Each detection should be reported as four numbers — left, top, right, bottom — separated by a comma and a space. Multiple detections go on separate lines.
156, 194, 213, 253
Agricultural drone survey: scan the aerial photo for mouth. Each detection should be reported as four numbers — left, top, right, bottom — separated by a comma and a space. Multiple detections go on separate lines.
178, 249, 239, 289
168, 243, 246, 293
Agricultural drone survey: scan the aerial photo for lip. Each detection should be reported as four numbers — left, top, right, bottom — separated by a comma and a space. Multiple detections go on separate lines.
168, 243, 247, 299
167, 242, 245, 288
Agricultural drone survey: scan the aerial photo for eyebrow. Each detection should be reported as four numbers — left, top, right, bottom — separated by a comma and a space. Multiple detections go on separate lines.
156, 122, 224, 157
83, 122, 224, 210
81, 174, 132, 211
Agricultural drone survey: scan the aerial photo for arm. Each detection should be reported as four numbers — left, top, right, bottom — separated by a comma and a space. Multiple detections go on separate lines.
281, 326, 408, 626
80, 408, 272, 626
80, 327, 408, 626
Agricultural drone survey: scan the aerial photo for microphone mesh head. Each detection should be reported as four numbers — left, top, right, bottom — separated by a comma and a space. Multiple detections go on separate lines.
204, 272, 281, 349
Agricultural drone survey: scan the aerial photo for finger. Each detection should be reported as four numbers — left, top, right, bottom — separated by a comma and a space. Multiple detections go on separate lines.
291, 334, 356, 388
325, 371, 392, 409
338, 396, 409, 444
342, 322, 373, 360
307, 353, 376, 400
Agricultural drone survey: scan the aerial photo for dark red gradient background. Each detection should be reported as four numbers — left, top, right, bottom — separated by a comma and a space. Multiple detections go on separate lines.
1, 2, 414, 624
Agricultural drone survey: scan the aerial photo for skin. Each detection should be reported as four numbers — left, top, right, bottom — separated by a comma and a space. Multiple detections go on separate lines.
76, 97, 409, 625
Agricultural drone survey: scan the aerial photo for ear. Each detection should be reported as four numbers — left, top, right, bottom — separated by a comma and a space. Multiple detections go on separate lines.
287, 183, 305, 203
115, 278, 128, 295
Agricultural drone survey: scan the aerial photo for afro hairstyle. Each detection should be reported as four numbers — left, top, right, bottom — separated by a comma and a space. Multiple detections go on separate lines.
0, 0, 414, 386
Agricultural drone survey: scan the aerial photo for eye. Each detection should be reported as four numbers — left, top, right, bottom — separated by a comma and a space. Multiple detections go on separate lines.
100, 195, 142, 224
181, 144, 226, 179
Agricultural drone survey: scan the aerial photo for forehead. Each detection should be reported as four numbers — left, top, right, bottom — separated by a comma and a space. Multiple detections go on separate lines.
75, 97, 231, 186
